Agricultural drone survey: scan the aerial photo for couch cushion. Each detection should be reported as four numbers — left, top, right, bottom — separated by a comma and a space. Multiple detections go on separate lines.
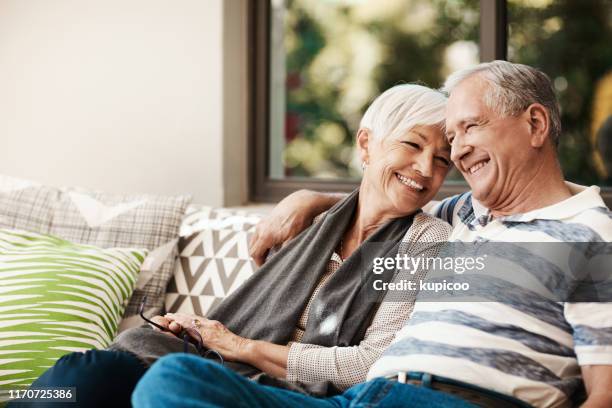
0, 175, 191, 328
0, 228, 147, 390
0, 176, 57, 233
50, 187, 190, 322
165, 206, 260, 315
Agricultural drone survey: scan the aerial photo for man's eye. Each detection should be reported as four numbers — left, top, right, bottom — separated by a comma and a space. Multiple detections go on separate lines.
466, 124, 476, 131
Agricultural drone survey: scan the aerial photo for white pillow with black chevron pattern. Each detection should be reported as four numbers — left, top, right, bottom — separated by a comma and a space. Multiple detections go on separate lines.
165, 207, 261, 315
0, 228, 147, 391
180, 205, 262, 235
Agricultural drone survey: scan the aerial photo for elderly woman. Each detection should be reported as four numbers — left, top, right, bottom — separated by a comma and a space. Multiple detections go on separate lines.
21, 84, 452, 407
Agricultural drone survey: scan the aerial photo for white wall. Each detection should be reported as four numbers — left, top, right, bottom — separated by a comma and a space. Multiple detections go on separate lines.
0, 0, 248, 206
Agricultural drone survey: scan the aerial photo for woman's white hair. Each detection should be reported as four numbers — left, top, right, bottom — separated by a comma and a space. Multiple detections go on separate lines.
359, 84, 447, 141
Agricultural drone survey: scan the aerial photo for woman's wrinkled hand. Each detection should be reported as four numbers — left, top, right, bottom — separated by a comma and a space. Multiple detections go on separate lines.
149, 315, 183, 336
165, 313, 252, 362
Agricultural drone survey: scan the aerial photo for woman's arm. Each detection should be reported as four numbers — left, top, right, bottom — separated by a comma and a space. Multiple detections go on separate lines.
167, 215, 451, 387
284, 297, 414, 389
239, 340, 289, 378
167, 299, 413, 388
164, 313, 290, 377
166, 296, 411, 387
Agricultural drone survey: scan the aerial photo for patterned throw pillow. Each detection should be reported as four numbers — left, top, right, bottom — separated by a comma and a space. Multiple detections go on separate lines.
0, 175, 191, 328
50, 188, 190, 322
0, 176, 57, 233
0, 228, 147, 392
165, 206, 261, 315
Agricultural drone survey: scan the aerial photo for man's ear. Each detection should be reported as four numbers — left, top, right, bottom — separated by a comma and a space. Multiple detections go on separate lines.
356, 128, 370, 163
525, 103, 550, 148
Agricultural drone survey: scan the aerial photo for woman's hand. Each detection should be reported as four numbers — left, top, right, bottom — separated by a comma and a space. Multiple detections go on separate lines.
165, 313, 290, 378
164, 313, 251, 362
149, 315, 183, 336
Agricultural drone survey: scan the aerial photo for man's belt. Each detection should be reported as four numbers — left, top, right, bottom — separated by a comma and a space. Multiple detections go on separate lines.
386, 372, 534, 408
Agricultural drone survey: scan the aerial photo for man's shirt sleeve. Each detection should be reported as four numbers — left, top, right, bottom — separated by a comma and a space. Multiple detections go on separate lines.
564, 302, 612, 365
428, 193, 465, 226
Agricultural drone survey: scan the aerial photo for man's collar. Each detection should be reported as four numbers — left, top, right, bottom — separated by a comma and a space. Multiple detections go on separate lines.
470, 196, 488, 221
471, 182, 606, 224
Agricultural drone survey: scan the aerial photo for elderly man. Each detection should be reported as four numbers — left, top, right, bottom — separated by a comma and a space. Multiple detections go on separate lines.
133, 61, 612, 408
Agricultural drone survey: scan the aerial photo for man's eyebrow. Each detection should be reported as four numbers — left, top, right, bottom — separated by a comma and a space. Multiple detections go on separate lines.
459, 116, 482, 126
446, 116, 482, 135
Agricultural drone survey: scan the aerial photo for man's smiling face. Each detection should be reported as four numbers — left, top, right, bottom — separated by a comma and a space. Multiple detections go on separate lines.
445, 74, 533, 207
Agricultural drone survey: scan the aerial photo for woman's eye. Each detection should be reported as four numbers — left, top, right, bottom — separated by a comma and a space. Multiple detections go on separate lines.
403, 142, 420, 149
435, 157, 451, 166
466, 124, 476, 131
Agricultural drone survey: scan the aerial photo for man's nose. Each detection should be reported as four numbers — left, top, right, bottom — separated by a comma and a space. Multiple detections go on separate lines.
450, 135, 472, 166
412, 154, 433, 178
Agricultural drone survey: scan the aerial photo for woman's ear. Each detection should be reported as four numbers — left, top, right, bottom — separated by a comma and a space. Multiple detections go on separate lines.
525, 103, 550, 148
356, 128, 370, 164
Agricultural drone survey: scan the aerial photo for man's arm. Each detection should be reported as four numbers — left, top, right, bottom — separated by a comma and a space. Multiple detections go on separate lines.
581, 365, 612, 407
249, 190, 345, 266
248, 190, 459, 266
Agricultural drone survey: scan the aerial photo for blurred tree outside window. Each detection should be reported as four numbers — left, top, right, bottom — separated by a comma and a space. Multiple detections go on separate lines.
268, 0, 479, 182
508, 0, 612, 186
267, 0, 611, 188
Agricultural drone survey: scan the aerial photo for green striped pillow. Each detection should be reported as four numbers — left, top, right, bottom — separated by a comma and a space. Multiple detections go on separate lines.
0, 228, 147, 389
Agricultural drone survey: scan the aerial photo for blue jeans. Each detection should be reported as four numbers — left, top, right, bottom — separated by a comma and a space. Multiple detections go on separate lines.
8, 350, 147, 408
132, 354, 477, 408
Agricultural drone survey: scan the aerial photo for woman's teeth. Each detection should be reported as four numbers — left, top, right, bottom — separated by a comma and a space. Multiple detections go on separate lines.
469, 160, 489, 174
396, 173, 424, 191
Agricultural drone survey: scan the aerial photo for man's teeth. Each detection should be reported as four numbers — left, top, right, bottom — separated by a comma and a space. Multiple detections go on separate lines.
469, 160, 489, 174
396, 173, 424, 191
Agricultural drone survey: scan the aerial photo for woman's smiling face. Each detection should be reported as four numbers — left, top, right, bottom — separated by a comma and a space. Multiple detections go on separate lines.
360, 124, 452, 215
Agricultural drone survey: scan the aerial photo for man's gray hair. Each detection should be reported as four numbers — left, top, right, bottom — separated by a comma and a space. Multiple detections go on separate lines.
360, 84, 447, 141
442, 60, 562, 145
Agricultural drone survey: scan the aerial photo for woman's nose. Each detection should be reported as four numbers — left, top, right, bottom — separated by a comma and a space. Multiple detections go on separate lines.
412, 155, 433, 178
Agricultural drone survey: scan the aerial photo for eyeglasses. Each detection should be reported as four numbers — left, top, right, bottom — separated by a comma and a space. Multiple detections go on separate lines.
139, 296, 224, 365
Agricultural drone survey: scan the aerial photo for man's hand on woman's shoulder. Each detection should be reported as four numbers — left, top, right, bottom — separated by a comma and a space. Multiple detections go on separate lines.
249, 190, 344, 266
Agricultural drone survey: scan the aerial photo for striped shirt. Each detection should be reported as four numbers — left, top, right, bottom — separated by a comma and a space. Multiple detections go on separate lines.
367, 183, 612, 408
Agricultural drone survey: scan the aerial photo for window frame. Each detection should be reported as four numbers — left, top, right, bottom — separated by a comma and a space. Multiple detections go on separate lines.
248, 0, 612, 206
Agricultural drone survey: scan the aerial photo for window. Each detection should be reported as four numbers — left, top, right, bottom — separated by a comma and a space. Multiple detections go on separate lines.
269, 0, 479, 182
508, 0, 612, 187
250, 0, 611, 204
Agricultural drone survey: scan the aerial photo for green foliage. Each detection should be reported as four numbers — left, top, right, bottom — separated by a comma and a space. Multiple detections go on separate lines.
278, 0, 611, 185
508, 0, 612, 184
